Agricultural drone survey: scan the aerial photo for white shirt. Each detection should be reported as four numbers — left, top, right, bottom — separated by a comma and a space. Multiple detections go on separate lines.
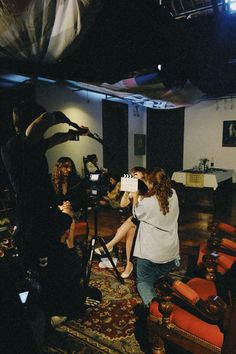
133, 189, 179, 263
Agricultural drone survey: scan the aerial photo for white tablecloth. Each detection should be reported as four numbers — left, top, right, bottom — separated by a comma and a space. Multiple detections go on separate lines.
171, 170, 233, 190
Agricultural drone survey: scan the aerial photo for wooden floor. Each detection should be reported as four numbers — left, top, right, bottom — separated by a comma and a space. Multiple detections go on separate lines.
86, 191, 236, 269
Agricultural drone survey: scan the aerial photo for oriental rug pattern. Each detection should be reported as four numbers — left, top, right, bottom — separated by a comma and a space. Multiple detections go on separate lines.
46, 262, 144, 353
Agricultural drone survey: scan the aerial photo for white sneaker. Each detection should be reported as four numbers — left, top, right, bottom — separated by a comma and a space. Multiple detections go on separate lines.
99, 257, 118, 268
51, 316, 67, 327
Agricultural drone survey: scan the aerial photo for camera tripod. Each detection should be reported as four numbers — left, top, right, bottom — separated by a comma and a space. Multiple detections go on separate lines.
84, 201, 124, 287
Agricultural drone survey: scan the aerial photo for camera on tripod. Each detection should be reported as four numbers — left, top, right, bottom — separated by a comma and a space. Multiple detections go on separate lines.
89, 174, 101, 195
85, 174, 124, 285
88, 174, 104, 205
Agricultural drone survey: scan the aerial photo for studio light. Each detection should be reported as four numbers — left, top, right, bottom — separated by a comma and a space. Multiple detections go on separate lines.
225, 0, 236, 14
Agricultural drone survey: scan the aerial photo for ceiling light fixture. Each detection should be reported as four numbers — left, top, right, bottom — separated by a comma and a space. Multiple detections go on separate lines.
225, 0, 236, 13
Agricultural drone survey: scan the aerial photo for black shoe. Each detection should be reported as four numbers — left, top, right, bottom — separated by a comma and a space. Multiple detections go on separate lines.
134, 304, 152, 354
133, 303, 149, 319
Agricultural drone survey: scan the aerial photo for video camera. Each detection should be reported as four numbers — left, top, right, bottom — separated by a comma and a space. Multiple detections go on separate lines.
88, 173, 108, 206
89, 174, 101, 193
88, 174, 103, 205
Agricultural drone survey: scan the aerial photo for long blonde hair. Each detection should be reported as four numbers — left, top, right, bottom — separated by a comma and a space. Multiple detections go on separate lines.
147, 167, 173, 215
51, 157, 77, 194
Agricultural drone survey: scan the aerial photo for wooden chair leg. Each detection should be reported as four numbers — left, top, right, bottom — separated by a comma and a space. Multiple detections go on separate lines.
148, 318, 166, 354
151, 334, 165, 354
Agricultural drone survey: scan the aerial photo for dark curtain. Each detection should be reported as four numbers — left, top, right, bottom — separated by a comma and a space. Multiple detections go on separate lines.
146, 108, 184, 177
102, 100, 128, 177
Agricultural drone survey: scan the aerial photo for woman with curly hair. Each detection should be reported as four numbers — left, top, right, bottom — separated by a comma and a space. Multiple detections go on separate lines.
131, 167, 180, 308
52, 157, 88, 221
95, 166, 149, 278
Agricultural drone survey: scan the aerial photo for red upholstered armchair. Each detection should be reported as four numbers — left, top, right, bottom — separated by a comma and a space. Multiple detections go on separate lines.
147, 275, 235, 354
62, 219, 89, 250
73, 220, 89, 239
197, 222, 236, 281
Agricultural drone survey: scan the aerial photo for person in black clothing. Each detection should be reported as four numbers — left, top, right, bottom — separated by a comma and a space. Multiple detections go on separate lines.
0, 102, 103, 348
1, 101, 90, 270
51, 156, 88, 221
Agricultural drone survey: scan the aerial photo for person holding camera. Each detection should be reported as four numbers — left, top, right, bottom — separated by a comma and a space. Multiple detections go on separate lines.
1, 101, 90, 270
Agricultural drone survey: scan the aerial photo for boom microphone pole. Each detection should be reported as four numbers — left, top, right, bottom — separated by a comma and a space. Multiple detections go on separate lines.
67, 120, 104, 145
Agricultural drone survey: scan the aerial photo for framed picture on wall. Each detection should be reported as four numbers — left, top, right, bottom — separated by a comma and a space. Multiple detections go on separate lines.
134, 134, 146, 155
222, 120, 236, 146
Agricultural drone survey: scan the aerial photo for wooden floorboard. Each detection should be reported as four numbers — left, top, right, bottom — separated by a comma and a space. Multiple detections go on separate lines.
86, 192, 236, 267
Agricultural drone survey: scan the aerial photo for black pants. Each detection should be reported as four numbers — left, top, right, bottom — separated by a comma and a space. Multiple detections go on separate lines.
40, 244, 86, 317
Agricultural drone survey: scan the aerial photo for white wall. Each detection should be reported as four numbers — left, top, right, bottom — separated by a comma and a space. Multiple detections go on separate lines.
35, 80, 147, 175
35, 80, 236, 181
35, 80, 104, 175
128, 104, 147, 169
184, 97, 236, 181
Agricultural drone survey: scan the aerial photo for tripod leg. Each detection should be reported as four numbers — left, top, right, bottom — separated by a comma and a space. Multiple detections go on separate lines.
84, 238, 96, 288
98, 237, 124, 284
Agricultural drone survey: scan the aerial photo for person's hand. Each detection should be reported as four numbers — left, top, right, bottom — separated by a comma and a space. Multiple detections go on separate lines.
68, 127, 90, 139
58, 201, 74, 218
78, 125, 90, 136
62, 201, 72, 209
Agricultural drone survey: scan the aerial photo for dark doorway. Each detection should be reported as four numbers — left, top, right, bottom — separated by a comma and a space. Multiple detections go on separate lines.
102, 100, 128, 177
146, 108, 185, 177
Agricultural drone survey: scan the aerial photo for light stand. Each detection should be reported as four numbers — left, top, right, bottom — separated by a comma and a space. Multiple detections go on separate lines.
84, 200, 124, 287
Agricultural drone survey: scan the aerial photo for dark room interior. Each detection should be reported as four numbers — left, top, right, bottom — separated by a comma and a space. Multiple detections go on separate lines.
0, 1, 236, 354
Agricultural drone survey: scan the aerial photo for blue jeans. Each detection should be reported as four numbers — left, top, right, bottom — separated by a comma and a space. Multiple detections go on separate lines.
136, 258, 175, 306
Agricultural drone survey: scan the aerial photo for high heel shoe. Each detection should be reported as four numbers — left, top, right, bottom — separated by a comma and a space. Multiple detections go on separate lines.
95, 245, 113, 255
121, 263, 133, 279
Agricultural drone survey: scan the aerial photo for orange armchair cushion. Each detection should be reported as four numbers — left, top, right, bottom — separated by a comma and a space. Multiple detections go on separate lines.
218, 222, 236, 235
186, 278, 217, 300
197, 241, 236, 274
74, 221, 88, 237
172, 280, 200, 305
150, 278, 223, 348
65, 221, 88, 238
221, 238, 236, 251
172, 305, 223, 348
217, 255, 236, 273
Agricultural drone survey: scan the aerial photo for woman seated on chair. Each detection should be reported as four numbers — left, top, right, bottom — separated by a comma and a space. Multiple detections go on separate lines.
58, 200, 76, 249
96, 166, 149, 278
99, 173, 122, 209
51, 156, 88, 221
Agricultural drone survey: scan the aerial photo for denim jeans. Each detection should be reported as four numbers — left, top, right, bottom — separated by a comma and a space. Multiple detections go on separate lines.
136, 258, 175, 306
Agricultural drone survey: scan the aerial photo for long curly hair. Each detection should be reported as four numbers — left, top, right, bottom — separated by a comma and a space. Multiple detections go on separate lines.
147, 167, 173, 215
52, 157, 77, 194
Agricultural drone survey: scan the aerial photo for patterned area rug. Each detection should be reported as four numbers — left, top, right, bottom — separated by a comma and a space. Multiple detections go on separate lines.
46, 262, 145, 353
